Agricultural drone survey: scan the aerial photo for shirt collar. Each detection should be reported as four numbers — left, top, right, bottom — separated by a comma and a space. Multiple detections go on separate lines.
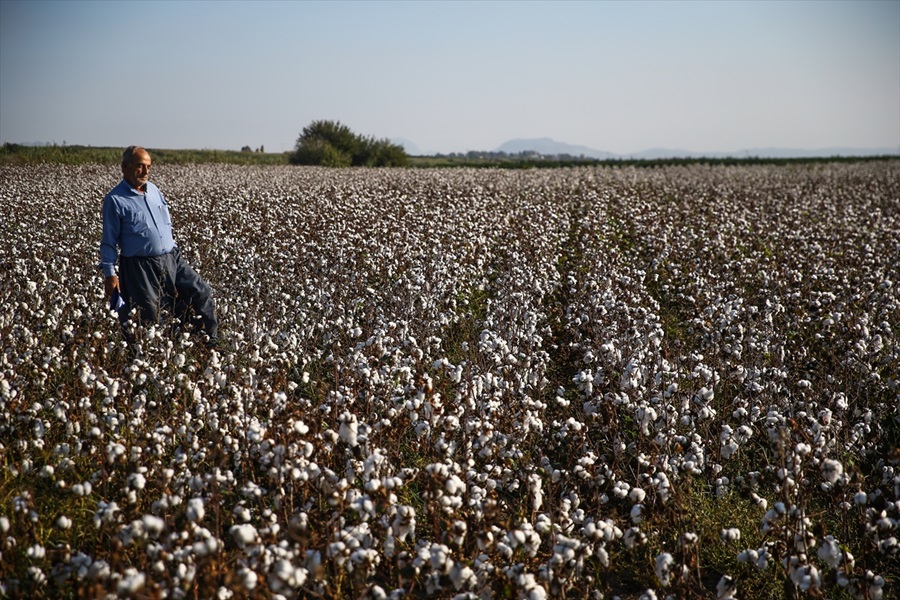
122, 179, 148, 195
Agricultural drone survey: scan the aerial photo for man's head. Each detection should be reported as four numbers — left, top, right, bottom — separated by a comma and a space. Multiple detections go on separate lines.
122, 146, 152, 190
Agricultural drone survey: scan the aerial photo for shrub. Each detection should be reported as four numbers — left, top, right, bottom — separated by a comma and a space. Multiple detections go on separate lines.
290, 120, 407, 167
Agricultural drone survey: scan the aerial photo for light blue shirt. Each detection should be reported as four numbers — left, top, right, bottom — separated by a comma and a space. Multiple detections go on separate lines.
99, 180, 176, 277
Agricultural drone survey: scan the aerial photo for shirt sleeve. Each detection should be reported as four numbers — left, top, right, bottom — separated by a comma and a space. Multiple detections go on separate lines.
99, 195, 120, 277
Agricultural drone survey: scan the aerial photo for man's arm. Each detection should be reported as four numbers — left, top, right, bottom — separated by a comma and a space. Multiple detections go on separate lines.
99, 195, 121, 297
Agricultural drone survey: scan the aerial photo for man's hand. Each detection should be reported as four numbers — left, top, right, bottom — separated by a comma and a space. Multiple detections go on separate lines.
104, 275, 119, 298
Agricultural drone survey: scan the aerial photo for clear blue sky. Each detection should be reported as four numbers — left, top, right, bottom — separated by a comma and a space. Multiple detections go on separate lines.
1, 0, 898, 154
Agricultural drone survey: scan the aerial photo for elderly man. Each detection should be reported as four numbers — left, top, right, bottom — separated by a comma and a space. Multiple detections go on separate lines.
99, 146, 218, 348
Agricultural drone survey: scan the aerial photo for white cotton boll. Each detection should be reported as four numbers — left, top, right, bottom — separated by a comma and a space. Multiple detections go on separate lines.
612, 481, 631, 499
55, 515, 72, 529
230, 524, 258, 547
445, 475, 466, 495
716, 575, 737, 599
818, 535, 842, 568
624, 527, 645, 548
269, 559, 308, 590
339, 412, 359, 447
593, 545, 609, 567
854, 491, 868, 505
629, 488, 647, 503
27, 544, 46, 559
495, 542, 513, 560
106, 443, 126, 463
93, 501, 119, 528
655, 552, 675, 586
392, 505, 416, 542
232, 505, 252, 523
532, 514, 552, 536
72, 481, 92, 497
511, 529, 527, 547
116, 568, 146, 595
834, 393, 849, 411
822, 459, 844, 484
128, 472, 146, 490
88, 559, 111, 580
836, 571, 851, 588
194, 537, 219, 558
528, 473, 543, 511
428, 542, 453, 576
142, 514, 165, 537
383, 532, 396, 558
790, 564, 820, 591
721, 441, 739, 460
449, 563, 475, 591
631, 504, 644, 524
720, 528, 741, 542
187, 497, 205, 522
123, 519, 146, 545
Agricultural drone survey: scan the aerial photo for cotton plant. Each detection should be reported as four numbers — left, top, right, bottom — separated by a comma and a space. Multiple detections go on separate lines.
0, 162, 898, 597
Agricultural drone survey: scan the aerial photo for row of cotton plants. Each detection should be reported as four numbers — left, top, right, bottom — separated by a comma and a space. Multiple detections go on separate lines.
0, 161, 897, 599
551, 164, 899, 598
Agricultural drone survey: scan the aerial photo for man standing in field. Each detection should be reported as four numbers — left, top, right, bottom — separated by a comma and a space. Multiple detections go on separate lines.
99, 146, 218, 350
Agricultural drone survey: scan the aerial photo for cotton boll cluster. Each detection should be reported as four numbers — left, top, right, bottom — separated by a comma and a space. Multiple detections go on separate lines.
0, 162, 898, 597
654, 552, 676, 586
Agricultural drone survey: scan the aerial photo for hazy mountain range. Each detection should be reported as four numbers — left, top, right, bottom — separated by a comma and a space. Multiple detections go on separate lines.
395, 137, 900, 159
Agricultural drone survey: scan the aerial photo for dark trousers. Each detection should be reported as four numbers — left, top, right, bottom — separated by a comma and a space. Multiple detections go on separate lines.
117, 248, 217, 343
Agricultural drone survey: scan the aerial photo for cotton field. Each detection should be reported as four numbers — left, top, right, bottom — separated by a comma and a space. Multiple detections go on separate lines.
0, 161, 898, 599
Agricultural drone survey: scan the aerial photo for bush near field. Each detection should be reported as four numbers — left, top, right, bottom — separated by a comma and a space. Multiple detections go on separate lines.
289, 120, 408, 168
0, 162, 898, 599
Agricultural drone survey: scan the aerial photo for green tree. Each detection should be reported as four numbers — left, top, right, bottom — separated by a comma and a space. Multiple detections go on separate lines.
290, 120, 407, 167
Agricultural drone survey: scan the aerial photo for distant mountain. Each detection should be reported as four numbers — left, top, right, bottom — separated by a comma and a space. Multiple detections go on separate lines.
392, 138, 423, 156
496, 138, 616, 159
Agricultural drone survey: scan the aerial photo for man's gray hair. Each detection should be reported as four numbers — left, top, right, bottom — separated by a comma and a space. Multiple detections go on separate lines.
122, 146, 147, 165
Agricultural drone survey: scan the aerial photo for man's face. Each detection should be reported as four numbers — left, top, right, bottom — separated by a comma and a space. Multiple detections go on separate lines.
123, 150, 152, 190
